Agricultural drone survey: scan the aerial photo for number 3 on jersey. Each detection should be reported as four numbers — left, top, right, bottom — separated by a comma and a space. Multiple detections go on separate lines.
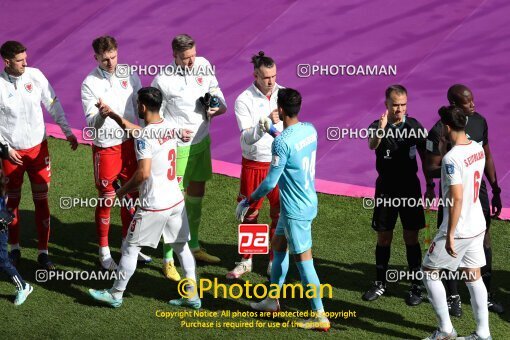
167, 149, 176, 180
302, 150, 316, 190
473, 170, 481, 202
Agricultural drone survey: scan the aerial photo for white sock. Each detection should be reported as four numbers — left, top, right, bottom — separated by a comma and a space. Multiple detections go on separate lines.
423, 275, 453, 333
110, 288, 124, 300
169, 242, 198, 300
138, 252, 151, 261
112, 244, 141, 293
99, 246, 111, 258
466, 278, 490, 338
121, 239, 128, 252
315, 308, 326, 318
38, 249, 48, 255
163, 258, 174, 265
10, 243, 20, 251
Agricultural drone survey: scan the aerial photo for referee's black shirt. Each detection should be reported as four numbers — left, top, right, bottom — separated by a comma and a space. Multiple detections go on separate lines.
369, 115, 427, 189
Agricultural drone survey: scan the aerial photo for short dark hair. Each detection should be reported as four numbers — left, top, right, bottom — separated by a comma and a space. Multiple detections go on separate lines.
138, 87, 163, 112
0, 41, 27, 59
385, 84, 407, 101
251, 51, 274, 69
92, 36, 118, 55
447, 84, 471, 105
172, 34, 195, 53
438, 105, 467, 131
277, 88, 302, 117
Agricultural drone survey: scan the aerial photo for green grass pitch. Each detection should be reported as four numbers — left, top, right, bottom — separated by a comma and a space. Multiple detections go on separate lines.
1, 138, 509, 339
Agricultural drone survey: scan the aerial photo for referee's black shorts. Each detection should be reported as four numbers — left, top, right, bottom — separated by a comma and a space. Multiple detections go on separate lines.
371, 176, 426, 232
437, 179, 490, 230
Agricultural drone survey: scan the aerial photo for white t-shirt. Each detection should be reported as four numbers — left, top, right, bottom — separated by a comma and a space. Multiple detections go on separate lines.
81, 66, 142, 147
135, 119, 183, 210
235, 83, 283, 162
0, 67, 73, 150
151, 57, 226, 146
440, 141, 486, 238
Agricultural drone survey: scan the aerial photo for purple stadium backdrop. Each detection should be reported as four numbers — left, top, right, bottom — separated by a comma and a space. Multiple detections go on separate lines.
1, 0, 509, 219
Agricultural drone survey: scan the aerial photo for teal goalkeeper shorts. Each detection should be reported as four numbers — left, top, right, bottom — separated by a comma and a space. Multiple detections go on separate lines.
275, 215, 313, 255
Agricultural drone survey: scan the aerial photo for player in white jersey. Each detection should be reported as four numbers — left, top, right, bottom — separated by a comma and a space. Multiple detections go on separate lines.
89, 87, 200, 309
152, 34, 227, 278
81, 36, 150, 270
422, 106, 491, 340
0, 41, 78, 270
227, 52, 282, 279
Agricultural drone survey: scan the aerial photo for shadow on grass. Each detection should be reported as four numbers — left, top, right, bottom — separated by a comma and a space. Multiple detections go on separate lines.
11, 208, 510, 337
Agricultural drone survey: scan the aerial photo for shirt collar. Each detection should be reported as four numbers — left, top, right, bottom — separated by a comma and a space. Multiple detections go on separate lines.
2, 69, 22, 83
172, 60, 196, 77
97, 66, 114, 79
390, 114, 407, 128
251, 82, 280, 98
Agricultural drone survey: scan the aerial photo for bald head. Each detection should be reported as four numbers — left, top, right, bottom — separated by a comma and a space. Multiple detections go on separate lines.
447, 84, 475, 114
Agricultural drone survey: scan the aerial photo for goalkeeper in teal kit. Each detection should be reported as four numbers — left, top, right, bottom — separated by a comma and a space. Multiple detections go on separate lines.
236, 88, 330, 331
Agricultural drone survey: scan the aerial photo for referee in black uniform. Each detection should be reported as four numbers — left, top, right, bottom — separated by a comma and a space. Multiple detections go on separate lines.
425, 84, 503, 316
363, 85, 428, 306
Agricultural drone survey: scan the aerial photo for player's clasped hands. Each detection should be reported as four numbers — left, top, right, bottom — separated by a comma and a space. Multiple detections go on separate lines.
96, 98, 113, 118
269, 109, 280, 124
259, 116, 272, 133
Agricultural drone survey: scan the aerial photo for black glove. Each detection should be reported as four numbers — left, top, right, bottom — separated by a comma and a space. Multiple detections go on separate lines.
0, 209, 14, 231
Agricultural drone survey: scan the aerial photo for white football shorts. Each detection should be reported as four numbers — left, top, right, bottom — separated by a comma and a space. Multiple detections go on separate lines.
423, 231, 485, 271
126, 201, 190, 248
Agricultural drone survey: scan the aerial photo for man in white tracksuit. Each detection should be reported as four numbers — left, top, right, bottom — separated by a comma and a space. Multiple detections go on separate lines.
0, 40, 78, 270
81, 35, 150, 270
152, 34, 227, 279
227, 51, 283, 279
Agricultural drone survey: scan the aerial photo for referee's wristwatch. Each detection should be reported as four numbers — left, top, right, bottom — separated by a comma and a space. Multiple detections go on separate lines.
492, 187, 501, 195
426, 182, 435, 189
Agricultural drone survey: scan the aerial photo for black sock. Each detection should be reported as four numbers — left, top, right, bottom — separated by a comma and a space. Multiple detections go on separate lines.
406, 243, 422, 285
376, 245, 391, 284
443, 275, 459, 296
481, 247, 492, 292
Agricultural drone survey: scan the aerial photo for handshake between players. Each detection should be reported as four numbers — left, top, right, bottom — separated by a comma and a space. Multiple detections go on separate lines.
95, 98, 193, 144
88, 87, 202, 309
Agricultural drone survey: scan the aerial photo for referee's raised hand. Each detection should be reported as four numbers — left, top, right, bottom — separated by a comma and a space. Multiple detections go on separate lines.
368, 110, 389, 150
378, 110, 388, 129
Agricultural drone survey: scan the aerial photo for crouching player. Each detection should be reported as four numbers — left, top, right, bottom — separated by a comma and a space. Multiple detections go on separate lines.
236, 88, 330, 331
422, 106, 491, 340
0, 160, 33, 305
88, 87, 200, 309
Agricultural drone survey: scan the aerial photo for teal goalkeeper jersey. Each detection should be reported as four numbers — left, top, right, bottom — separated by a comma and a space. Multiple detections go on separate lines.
251, 122, 318, 220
